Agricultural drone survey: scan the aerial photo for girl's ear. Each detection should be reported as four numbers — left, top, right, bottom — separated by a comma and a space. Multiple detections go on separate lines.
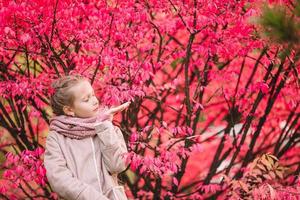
63, 105, 75, 116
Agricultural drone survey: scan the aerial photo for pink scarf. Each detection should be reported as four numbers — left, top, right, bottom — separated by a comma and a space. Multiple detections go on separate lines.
49, 111, 109, 140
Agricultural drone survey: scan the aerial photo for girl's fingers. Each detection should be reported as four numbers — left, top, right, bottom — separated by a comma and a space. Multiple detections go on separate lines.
107, 101, 131, 114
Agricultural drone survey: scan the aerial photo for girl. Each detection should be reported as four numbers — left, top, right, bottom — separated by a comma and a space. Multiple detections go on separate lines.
44, 74, 130, 200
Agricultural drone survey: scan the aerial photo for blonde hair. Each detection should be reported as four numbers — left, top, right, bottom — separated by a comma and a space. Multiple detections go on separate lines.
50, 74, 88, 115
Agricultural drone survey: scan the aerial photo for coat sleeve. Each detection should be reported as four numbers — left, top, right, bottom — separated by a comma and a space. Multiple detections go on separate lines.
44, 133, 109, 200
95, 121, 128, 174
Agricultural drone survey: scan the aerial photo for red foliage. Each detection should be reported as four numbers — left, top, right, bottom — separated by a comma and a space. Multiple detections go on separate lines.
0, 0, 299, 199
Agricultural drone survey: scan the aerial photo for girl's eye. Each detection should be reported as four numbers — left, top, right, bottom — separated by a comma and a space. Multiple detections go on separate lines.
83, 98, 89, 102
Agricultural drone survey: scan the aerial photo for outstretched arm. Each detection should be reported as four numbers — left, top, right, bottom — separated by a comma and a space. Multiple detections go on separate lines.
95, 121, 128, 174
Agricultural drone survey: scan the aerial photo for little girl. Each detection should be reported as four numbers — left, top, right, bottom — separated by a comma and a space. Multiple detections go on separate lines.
44, 74, 129, 200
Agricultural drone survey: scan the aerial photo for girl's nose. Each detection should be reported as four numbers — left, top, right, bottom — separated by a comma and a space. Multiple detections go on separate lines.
92, 96, 99, 105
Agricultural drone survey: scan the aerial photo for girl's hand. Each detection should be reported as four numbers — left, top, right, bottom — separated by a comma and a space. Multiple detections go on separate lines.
95, 102, 131, 126
107, 101, 131, 114
104, 101, 131, 121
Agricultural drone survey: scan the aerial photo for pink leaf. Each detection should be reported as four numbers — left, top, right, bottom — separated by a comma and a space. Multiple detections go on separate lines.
173, 177, 178, 186
260, 82, 269, 94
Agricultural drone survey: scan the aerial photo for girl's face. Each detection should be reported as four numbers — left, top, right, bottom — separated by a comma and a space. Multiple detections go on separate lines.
64, 80, 99, 118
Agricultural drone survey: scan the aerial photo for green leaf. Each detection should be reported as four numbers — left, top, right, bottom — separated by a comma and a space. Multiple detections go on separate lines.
170, 58, 184, 70
260, 5, 298, 44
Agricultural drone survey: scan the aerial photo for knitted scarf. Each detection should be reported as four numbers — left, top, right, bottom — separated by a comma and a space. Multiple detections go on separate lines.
49, 111, 109, 140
